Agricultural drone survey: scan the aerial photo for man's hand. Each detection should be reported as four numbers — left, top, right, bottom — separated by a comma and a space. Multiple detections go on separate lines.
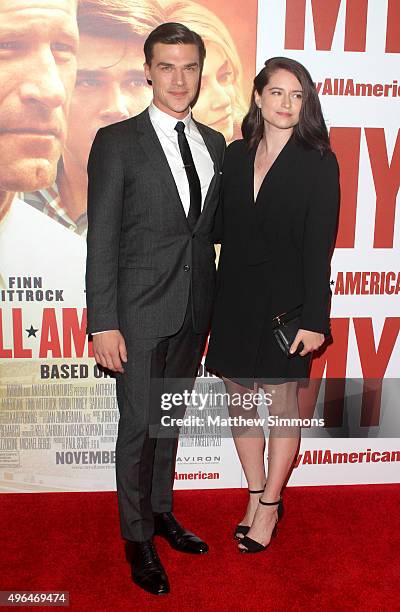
290, 329, 325, 357
92, 330, 127, 373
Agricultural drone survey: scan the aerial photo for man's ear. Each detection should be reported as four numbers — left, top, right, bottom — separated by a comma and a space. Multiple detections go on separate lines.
144, 62, 152, 85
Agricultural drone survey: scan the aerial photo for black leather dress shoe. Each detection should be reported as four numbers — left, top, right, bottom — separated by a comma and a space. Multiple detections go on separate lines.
126, 539, 170, 595
154, 512, 209, 554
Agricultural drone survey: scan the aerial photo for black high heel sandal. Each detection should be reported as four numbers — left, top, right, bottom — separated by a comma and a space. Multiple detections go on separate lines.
233, 487, 265, 540
234, 494, 284, 540
238, 498, 281, 553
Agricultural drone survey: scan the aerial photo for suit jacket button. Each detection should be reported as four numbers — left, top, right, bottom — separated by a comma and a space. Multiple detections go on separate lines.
183, 264, 190, 271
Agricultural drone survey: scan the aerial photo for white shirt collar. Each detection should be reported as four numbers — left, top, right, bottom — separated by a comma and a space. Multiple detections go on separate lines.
149, 101, 193, 135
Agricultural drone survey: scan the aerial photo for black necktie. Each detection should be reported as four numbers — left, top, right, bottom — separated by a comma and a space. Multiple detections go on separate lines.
174, 121, 202, 230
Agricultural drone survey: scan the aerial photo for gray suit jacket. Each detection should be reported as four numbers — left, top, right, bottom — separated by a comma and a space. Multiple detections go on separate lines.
85, 108, 226, 338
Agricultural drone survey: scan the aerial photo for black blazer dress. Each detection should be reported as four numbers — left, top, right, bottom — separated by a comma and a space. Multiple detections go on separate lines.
205, 135, 340, 382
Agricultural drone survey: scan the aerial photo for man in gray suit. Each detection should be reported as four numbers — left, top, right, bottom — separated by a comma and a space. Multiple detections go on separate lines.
86, 22, 225, 595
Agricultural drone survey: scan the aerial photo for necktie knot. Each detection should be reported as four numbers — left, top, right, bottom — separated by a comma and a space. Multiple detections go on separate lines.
175, 121, 186, 134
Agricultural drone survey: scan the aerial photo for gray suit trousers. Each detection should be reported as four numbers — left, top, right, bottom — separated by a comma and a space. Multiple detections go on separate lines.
115, 296, 206, 541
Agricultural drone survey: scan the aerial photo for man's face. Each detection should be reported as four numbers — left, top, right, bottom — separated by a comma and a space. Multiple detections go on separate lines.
144, 43, 201, 119
0, 0, 78, 193
65, 34, 151, 171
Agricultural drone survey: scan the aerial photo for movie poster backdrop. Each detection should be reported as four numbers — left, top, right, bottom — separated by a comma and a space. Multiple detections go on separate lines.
0, 0, 398, 492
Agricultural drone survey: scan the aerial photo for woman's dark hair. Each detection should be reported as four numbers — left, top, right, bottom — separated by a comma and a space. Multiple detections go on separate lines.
144, 22, 206, 70
242, 57, 331, 155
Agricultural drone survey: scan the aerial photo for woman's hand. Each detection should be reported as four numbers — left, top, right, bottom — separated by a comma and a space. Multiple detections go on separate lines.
290, 329, 325, 356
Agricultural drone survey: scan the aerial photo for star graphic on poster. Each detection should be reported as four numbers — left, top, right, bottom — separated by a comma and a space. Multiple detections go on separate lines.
330, 279, 335, 286
26, 325, 39, 338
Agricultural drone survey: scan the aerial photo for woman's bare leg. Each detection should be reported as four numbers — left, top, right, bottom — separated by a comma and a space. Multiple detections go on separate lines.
238, 381, 300, 550
223, 377, 266, 532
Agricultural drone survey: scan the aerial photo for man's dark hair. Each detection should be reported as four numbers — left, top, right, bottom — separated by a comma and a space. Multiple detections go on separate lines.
144, 22, 206, 68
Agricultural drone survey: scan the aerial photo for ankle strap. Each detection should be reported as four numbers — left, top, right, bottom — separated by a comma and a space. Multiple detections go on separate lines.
248, 486, 266, 494
259, 498, 281, 506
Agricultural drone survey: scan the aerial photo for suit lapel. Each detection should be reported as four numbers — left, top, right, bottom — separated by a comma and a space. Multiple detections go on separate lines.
133, 109, 221, 231
134, 109, 189, 228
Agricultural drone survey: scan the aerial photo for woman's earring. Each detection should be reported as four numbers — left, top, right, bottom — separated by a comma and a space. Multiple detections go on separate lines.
257, 106, 262, 124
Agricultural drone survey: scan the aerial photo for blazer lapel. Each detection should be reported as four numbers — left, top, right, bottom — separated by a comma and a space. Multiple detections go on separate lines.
134, 109, 189, 228
133, 109, 221, 231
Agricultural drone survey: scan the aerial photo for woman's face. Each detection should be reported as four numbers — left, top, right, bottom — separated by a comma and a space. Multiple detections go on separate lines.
255, 68, 302, 132
193, 42, 236, 140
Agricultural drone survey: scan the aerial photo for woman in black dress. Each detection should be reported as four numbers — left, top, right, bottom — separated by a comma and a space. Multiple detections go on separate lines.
205, 57, 340, 553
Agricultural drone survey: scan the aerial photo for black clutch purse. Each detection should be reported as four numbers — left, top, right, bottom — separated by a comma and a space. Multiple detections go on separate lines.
271, 304, 304, 357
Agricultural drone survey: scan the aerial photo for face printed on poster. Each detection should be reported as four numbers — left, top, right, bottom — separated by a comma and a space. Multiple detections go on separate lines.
0, 0, 78, 212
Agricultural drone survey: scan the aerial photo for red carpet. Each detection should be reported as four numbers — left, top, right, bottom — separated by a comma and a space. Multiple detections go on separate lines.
1, 485, 399, 611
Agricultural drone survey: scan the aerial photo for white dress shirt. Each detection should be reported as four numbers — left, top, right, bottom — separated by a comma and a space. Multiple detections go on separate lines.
148, 101, 214, 215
